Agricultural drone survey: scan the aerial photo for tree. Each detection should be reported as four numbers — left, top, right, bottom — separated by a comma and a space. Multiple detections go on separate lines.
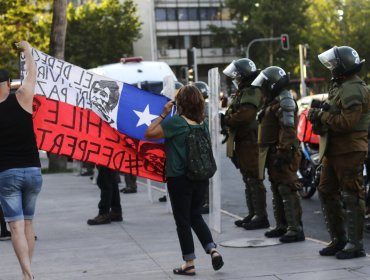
223, 0, 310, 76
306, 0, 370, 83
49, 0, 67, 59
65, 0, 142, 69
0, 0, 52, 77
48, 0, 68, 172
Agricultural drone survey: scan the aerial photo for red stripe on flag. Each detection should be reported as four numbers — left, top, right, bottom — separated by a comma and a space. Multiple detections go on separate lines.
32, 96, 166, 182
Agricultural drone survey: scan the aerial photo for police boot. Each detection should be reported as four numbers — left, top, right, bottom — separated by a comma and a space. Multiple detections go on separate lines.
265, 186, 287, 238
278, 185, 305, 243
235, 186, 255, 227
244, 179, 270, 230
318, 193, 347, 256
336, 192, 366, 259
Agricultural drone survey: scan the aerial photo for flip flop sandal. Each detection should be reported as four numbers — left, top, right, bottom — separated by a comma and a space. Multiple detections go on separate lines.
173, 265, 196, 276
211, 251, 224, 271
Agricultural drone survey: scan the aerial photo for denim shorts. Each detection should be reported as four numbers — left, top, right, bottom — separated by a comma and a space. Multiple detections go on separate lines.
0, 167, 42, 222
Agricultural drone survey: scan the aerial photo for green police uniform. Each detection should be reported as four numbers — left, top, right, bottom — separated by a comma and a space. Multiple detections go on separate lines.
316, 75, 370, 257
225, 87, 269, 229
258, 90, 304, 242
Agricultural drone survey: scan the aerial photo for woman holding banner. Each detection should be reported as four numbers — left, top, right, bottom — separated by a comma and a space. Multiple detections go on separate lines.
144, 85, 223, 276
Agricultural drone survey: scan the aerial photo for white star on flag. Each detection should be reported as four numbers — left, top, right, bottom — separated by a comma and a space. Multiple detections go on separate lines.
133, 104, 158, 127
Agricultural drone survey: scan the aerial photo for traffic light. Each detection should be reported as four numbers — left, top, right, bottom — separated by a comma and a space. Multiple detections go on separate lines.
280, 34, 289, 50
188, 67, 194, 83
187, 48, 195, 68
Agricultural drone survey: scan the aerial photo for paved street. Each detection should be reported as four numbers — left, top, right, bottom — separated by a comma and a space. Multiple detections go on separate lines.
2, 156, 370, 279
218, 149, 370, 253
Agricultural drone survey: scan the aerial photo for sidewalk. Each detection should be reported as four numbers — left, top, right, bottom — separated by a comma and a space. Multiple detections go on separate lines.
1, 173, 370, 280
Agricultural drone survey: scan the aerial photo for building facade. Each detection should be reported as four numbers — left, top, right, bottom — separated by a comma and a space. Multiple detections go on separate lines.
133, 0, 239, 84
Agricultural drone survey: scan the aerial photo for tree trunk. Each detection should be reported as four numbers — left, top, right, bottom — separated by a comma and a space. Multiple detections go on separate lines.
49, 0, 67, 59
48, 0, 68, 172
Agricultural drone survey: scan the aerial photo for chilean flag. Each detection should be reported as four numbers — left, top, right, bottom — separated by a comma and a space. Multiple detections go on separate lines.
20, 48, 170, 182
117, 84, 169, 142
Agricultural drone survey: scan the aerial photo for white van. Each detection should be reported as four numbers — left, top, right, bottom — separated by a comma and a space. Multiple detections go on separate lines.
89, 57, 177, 94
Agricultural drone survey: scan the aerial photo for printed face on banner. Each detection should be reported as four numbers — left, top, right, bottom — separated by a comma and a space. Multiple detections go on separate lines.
21, 48, 123, 129
90, 80, 120, 124
139, 143, 166, 175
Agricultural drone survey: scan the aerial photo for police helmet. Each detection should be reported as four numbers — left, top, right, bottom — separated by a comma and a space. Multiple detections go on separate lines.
251, 66, 289, 96
223, 58, 258, 88
318, 46, 365, 78
193, 81, 210, 99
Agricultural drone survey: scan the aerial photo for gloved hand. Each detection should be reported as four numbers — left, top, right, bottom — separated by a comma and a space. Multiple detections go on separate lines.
307, 108, 322, 123
273, 149, 293, 168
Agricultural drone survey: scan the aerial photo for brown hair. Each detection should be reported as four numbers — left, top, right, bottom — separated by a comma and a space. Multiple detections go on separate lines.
175, 85, 205, 123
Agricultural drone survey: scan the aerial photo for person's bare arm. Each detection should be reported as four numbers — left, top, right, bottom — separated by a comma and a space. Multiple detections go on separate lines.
16, 41, 36, 114
145, 100, 173, 140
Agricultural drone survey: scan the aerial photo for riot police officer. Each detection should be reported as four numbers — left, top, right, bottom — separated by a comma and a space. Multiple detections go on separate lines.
308, 46, 369, 259
251, 66, 305, 243
222, 58, 269, 230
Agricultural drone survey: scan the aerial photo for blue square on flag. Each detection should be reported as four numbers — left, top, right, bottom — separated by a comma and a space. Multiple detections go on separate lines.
117, 83, 170, 141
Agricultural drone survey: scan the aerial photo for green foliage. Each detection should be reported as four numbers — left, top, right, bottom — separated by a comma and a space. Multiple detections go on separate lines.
0, 0, 52, 77
221, 0, 370, 87
306, 0, 370, 83
223, 0, 310, 76
65, 0, 142, 69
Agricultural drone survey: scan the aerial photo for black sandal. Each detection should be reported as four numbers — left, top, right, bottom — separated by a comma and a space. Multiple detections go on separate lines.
173, 265, 196, 276
211, 251, 224, 271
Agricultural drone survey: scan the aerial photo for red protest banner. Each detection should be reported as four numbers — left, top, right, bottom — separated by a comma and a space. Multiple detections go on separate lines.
33, 96, 166, 182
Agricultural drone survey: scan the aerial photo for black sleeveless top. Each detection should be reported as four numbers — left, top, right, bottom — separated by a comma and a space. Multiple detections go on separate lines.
0, 94, 40, 172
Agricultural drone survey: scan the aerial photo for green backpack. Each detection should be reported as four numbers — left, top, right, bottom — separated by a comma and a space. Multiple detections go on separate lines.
184, 120, 217, 180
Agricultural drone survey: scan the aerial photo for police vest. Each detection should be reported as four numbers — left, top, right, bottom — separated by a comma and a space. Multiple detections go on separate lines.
326, 77, 370, 132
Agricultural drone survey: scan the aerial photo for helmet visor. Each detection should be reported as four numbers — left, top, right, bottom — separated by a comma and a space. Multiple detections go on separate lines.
318, 47, 338, 70
223, 61, 239, 79
251, 72, 268, 88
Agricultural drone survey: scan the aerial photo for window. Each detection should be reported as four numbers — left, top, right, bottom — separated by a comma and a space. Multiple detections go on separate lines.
188, 8, 198, 20
155, 8, 166, 21
199, 7, 220, 20
199, 8, 208, 20
208, 8, 218, 20
155, 7, 224, 22
157, 36, 184, 49
201, 36, 212, 48
178, 8, 188, 21
167, 8, 177, 21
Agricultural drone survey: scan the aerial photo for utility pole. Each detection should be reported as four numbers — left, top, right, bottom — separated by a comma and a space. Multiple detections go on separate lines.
299, 44, 310, 97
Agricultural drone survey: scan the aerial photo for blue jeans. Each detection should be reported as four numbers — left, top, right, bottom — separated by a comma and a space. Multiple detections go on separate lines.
0, 168, 42, 222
